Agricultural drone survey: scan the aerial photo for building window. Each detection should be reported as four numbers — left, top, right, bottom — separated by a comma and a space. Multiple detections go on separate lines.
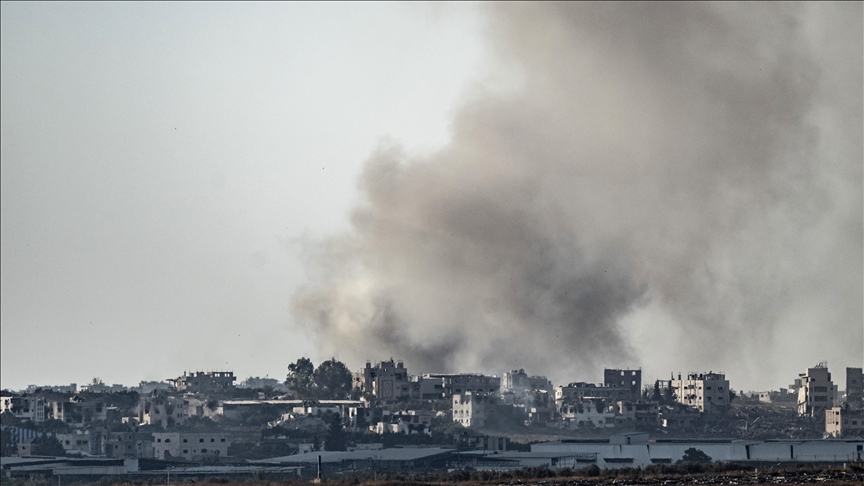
183, 439, 188, 443
211, 438, 215, 442
201, 448, 207, 453
200, 438, 204, 442
183, 450, 188, 454
220, 439, 225, 442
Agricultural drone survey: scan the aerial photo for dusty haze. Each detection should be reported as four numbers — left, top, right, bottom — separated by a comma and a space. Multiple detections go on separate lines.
294, 3, 863, 387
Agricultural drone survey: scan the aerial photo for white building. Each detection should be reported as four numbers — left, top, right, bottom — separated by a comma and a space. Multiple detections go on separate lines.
0, 396, 46, 422
501, 369, 553, 394
670, 372, 730, 413
825, 406, 864, 438
560, 400, 615, 429
530, 436, 864, 469
353, 360, 411, 400
152, 432, 229, 460
453, 391, 493, 428
49, 396, 107, 427
138, 395, 195, 428
797, 363, 834, 417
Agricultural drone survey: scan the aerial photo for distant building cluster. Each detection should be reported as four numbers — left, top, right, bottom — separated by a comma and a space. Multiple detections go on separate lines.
1, 360, 862, 470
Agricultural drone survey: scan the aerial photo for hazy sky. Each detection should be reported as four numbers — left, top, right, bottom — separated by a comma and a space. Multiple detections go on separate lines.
1, 2, 489, 389
2, 2, 861, 393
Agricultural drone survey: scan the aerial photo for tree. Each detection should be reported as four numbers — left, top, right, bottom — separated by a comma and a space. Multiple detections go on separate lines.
314, 358, 352, 400
286, 358, 315, 399
32, 435, 66, 457
664, 382, 676, 405
323, 411, 347, 451
0, 427, 17, 457
678, 447, 712, 464
0, 411, 22, 428
652, 381, 662, 402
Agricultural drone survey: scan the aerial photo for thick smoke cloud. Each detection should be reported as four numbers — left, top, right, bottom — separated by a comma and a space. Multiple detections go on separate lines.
294, 3, 862, 385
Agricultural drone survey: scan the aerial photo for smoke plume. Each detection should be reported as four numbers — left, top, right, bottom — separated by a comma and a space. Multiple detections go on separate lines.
294, 3, 862, 386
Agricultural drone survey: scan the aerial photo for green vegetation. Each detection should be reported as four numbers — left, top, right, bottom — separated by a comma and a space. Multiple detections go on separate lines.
285, 357, 352, 400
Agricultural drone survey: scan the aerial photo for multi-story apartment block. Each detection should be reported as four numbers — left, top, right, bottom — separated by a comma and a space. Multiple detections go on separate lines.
670, 372, 730, 413
826, 406, 864, 438
56, 432, 94, 455
501, 369, 553, 394
846, 367, 863, 408
554, 382, 633, 409
560, 400, 615, 428
138, 394, 200, 428
170, 371, 236, 393
0, 395, 46, 422
452, 391, 493, 428
352, 359, 411, 400
152, 432, 229, 460
603, 369, 642, 402
797, 363, 833, 417
49, 396, 107, 427
429, 374, 500, 399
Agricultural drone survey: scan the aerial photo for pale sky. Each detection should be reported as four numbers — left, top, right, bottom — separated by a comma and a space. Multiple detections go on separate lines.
1, 2, 490, 389
2, 3, 861, 393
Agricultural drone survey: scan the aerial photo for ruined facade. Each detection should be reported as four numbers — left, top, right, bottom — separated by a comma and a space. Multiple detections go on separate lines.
670, 372, 730, 413
170, 371, 236, 393
825, 406, 864, 438
151, 432, 229, 460
452, 391, 493, 428
846, 367, 863, 408
603, 369, 642, 402
797, 364, 833, 417
352, 359, 411, 400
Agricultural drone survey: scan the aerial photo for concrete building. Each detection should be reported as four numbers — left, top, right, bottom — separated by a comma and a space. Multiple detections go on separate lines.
560, 400, 615, 429
79, 383, 127, 394
453, 392, 493, 428
423, 374, 500, 399
797, 363, 834, 417
525, 436, 864, 469
846, 367, 863, 408
670, 372, 730, 413
25, 384, 77, 394
371, 410, 433, 435
554, 382, 633, 408
603, 369, 642, 402
170, 371, 236, 393
0, 396, 46, 422
152, 432, 229, 460
137, 394, 194, 428
501, 369, 553, 394
352, 360, 410, 400
56, 432, 94, 455
657, 405, 702, 428
136, 381, 172, 394
409, 375, 444, 399
825, 406, 864, 438
49, 396, 107, 427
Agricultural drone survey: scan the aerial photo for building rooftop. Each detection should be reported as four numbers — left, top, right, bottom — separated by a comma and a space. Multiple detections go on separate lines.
255, 447, 456, 464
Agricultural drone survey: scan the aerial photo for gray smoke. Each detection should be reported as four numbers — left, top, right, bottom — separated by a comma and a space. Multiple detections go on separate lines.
293, 3, 862, 386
